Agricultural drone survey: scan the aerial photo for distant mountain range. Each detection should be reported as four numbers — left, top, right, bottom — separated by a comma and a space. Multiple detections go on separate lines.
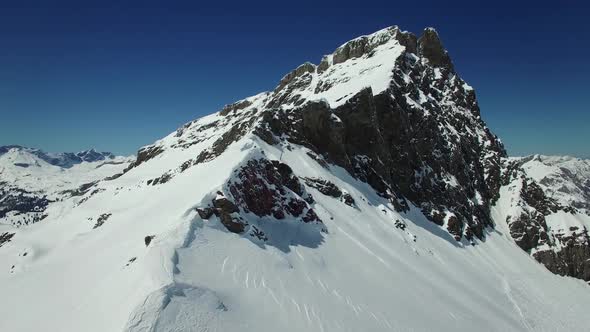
0, 145, 116, 168
0, 145, 131, 227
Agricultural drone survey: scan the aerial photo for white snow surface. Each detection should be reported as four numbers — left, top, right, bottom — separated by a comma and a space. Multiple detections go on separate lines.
1, 27, 590, 332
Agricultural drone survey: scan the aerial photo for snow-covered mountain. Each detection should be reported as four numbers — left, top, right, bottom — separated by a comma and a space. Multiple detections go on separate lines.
0, 145, 132, 226
1, 26, 590, 332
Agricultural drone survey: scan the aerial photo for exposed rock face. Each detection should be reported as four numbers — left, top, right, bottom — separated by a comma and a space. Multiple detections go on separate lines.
195, 159, 323, 240
417, 28, 453, 69
147, 173, 172, 186
256, 27, 505, 242
227, 159, 319, 223
212, 193, 246, 233
502, 158, 590, 282
304, 178, 342, 198
125, 145, 164, 171
331, 26, 401, 65
505, 177, 555, 251
276, 62, 316, 92
144, 235, 155, 247
508, 209, 550, 252
93, 213, 112, 229
304, 177, 355, 207
0, 232, 15, 247
196, 192, 247, 233
220, 99, 253, 116
0, 182, 50, 227
533, 230, 590, 281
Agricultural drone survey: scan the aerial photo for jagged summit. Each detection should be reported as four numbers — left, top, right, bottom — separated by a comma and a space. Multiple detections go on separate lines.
1, 26, 590, 332
418, 27, 454, 69
268, 26, 455, 110
173, 25, 504, 243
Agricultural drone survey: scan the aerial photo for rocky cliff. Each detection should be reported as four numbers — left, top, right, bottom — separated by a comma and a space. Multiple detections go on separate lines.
500, 156, 590, 281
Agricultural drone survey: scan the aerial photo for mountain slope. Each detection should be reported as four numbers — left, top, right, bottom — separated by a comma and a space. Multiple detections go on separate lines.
1, 26, 590, 332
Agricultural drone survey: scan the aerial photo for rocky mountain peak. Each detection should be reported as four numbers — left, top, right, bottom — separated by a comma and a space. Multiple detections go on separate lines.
330, 26, 400, 64
146, 26, 507, 244
315, 26, 421, 74
418, 27, 454, 70
275, 62, 316, 92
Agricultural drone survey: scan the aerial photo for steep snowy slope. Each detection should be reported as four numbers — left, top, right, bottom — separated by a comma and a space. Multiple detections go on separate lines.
1, 26, 590, 332
0, 146, 131, 226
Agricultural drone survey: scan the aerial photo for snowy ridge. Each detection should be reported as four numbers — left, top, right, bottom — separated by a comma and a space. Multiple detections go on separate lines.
1, 26, 590, 332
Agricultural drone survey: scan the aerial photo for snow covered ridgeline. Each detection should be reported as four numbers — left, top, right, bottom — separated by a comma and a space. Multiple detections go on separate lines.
1, 26, 590, 332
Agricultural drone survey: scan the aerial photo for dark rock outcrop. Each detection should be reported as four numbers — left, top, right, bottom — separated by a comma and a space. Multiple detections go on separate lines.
303, 177, 355, 207
276, 63, 316, 92
195, 159, 322, 236
220, 99, 253, 116
196, 207, 216, 220
144, 235, 155, 247
533, 229, 590, 281
0, 182, 51, 227
124, 145, 164, 172
304, 178, 342, 198
212, 193, 246, 233
227, 159, 319, 223
332, 26, 399, 65
93, 213, 112, 229
0, 232, 15, 247
147, 173, 173, 186
417, 28, 453, 69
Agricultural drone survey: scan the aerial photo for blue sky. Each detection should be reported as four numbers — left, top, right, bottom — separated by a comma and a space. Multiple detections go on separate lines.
1, 1, 588, 157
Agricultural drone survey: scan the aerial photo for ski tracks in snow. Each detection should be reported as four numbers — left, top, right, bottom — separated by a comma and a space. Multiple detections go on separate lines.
502, 276, 533, 331
214, 248, 393, 331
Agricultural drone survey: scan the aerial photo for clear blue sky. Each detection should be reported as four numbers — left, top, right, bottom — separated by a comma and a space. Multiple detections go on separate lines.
1, 0, 588, 157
